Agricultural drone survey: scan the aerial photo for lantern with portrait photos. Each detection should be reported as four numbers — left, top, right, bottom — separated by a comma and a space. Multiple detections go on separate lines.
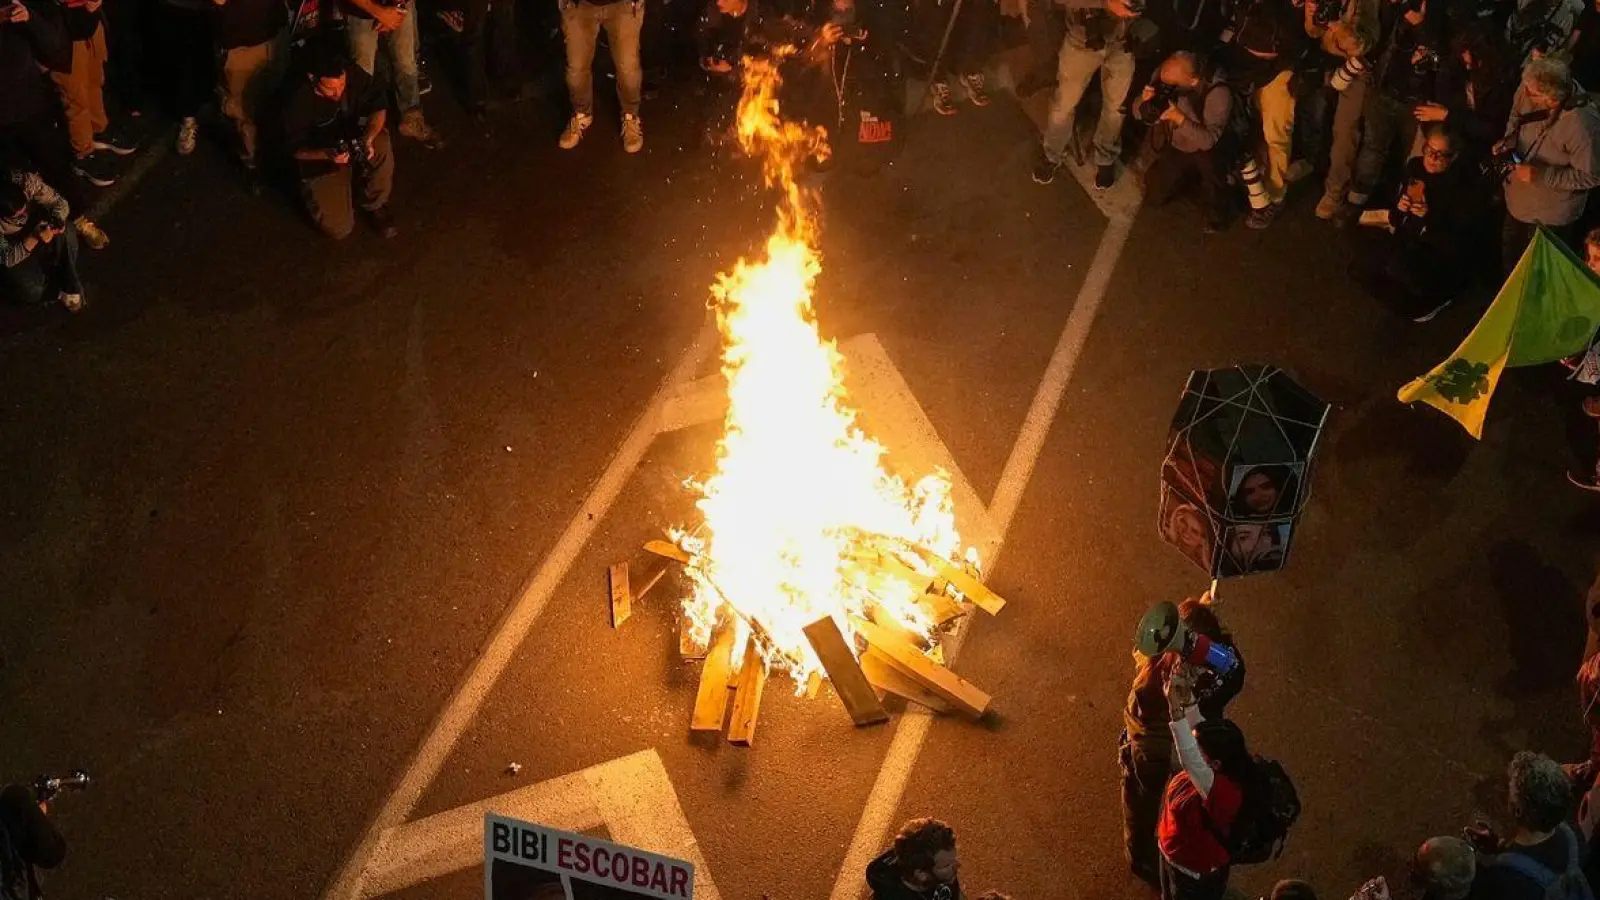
1159, 366, 1331, 579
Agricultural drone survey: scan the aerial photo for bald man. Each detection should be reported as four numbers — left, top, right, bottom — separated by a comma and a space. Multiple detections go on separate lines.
1130, 51, 1235, 232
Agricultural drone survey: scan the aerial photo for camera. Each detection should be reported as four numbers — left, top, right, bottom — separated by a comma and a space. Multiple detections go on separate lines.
33, 769, 90, 804
1312, 0, 1345, 28
1330, 56, 1367, 91
1137, 82, 1180, 125
1481, 148, 1525, 181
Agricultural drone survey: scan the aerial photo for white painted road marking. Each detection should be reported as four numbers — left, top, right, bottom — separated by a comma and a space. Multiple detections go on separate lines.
360, 751, 720, 900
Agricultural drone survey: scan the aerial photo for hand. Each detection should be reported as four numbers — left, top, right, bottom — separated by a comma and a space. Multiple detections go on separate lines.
1414, 102, 1448, 122
1403, 0, 1424, 24
1581, 396, 1600, 417
1356, 876, 1392, 900
373, 3, 406, 32
363, 135, 379, 160
1396, 193, 1412, 213
1492, 136, 1516, 157
1165, 663, 1196, 716
1158, 103, 1186, 125
701, 56, 733, 73
1511, 163, 1537, 184
1463, 821, 1501, 854
819, 22, 844, 44
1141, 84, 1156, 101
33, 221, 58, 243
435, 8, 464, 31
331, 147, 352, 165
1408, 197, 1428, 217
3, 2, 29, 22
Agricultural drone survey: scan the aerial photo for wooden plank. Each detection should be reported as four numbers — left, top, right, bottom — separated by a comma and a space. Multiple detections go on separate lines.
635, 565, 669, 602
644, 540, 691, 565
919, 589, 965, 627
607, 563, 632, 628
691, 624, 737, 732
859, 648, 950, 713
804, 670, 823, 699
727, 637, 767, 746
939, 564, 1007, 616
855, 618, 991, 718
802, 617, 889, 727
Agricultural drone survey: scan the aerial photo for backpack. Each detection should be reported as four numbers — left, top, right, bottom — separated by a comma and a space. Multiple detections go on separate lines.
1492, 824, 1596, 900
1205, 756, 1302, 864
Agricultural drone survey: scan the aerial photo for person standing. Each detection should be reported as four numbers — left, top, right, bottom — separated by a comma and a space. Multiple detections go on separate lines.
1466, 752, 1592, 900
343, 0, 444, 148
1224, 0, 1308, 227
927, 0, 998, 115
1157, 669, 1253, 900
1032, 0, 1144, 190
557, 0, 646, 152
1497, 56, 1600, 273
211, 0, 286, 184
52, 0, 138, 185
1309, 0, 1381, 220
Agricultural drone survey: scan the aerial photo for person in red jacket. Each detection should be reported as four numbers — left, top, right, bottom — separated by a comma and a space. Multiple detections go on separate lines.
1157, 665, 1254, 900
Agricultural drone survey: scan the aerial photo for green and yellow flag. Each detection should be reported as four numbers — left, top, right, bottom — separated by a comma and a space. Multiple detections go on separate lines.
1398, 228, 1600, 438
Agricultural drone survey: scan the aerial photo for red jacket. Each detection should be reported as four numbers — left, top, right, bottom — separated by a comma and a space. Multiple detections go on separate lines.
1158, 770, 1243, 875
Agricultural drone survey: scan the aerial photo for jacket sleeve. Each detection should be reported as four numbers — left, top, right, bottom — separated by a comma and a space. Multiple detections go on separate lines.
25, 172, 69, 224
1169, 85, 1230, 150
1540, 111, 1600, 192
1171, 705, 1216, 797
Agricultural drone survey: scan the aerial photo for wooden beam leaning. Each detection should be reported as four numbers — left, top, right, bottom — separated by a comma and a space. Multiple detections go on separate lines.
938, 564, 1006, 616
607, 563, 632, 628
859, 648, 950, 713
727, 637, 768, 746
802, 617, 889, 727
691, 623, 737, 732
854, 619, 991, 718
644, 540, 692, 565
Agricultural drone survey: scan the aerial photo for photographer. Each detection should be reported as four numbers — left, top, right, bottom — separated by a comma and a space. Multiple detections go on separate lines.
281, 46, 398, 240
1121, 596, 1245, 885
1133, 51, 1235, 231
1347, 836, 1478, 900
865, 817, 963, 900
1223, 0, 1308, 228
1464, 752, 1592, 900
1032, 0, 1145, 190
1339, 0, 1444, 217
1350, 125, 1480, 320
1308, 0, 1382, 220
0, 166, 83, 311
0, 782, 66, 899
1497, 56, 1600, 273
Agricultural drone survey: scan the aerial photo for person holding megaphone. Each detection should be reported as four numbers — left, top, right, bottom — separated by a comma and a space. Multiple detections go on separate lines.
1121, 596, 1246, 887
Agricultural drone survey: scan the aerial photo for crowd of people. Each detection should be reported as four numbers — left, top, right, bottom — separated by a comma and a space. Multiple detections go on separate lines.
861, 594, 1600, 900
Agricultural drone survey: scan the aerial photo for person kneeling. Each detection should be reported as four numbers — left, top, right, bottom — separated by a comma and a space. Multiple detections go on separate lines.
0, 168, 85, 312
1132, 52, 1235, 233
281, 45, 398, 240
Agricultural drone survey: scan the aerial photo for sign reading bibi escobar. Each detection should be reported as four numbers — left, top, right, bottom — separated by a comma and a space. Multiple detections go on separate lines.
484, 814, 695, 900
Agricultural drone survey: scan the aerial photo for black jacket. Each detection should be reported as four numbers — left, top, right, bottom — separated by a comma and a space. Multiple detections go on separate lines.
866, 850, 960, 900
0, 3, 70, 127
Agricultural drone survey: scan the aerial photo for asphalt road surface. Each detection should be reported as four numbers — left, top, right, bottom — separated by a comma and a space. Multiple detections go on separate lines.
3, 62, 1599, 900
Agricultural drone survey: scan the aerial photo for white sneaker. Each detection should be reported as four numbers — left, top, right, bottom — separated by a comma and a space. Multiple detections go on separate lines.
621, 113, 644, 154
559, 113, 594, 150
58, 291, 84, 313
177, 117, 197, 156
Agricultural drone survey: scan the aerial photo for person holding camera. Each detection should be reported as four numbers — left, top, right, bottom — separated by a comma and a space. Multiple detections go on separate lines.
1307, 0, 1382, 220
0, 782, 66, 900
1223, 0, 1308, 228
1464, 752, 1592, 900
1496, 56, 1600, 273
1346, 837, 1478, 900
1032, 0, 1145, 190
0, 166, 82, 311
281, 46, 398, 240
1132, 51, 1236, 231
865, 817, 963, 900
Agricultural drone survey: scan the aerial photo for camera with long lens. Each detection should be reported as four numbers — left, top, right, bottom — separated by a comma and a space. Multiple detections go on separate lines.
1137, 82, 1180, 125
1481, 148, 1525, 181
1330, 56, 1368, 91
33, 769, 90, 804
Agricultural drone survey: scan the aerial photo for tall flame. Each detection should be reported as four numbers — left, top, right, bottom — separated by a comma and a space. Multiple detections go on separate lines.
677, 56, 967, 688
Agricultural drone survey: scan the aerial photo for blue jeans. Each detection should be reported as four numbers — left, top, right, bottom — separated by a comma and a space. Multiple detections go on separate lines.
347, 11, 422, 113
1040, 39, 1134, 167
560, 0, 644, 117
2, 226, 81, 304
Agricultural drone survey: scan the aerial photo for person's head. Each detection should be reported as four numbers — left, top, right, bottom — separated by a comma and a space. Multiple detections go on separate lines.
1583, 227, 1600, 276
1236, 467, 1283, 515
1194, 719, 1253, 779
1158, 51, 1202, 89
1269, 880, 1318, 900
1411, 836, 1476, 900
893, 818, 959, 890
1522, 56, 1573, 110
1178, 595, 1228, 643
1420, 125, 1460, 174
1228, 523, 1279, 561
1507, 750, 1572, 835
308, 43, 349, 99
717, 0, 748, 15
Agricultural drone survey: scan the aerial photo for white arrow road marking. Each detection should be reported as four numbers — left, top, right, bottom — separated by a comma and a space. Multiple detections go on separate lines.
360, 750, 719, 900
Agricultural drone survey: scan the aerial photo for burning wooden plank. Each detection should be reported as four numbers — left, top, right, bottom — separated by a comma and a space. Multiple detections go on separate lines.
859, 648, 950, 714
854, 619, 991, 719
644, 540, 691, 565
802, 617, 889, 727
680, 612, 709, 660
727, 636, 767, 746
938, 564, 1006, 616
691, 623, 737, 732
607, 563, 633, 628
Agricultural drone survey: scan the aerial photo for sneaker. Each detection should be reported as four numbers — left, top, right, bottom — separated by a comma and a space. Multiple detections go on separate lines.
1245, 201, 1282, 229
1346, 189, 1370, 206
622, 113, 644, 153
960, 72, 991, 107
1286, 158, 1313, 184
93, 125, 140, 156
930, 80, 957, 116
1315, 193, 1344, 220
1032, 149, 1059, 184
176, 116, 197, 156
1411, 299, 1453, 323
399, 109, 445, 149
74, 216, 109, 250
559, 112, 594, 149
1094, 163, 1117, 190
1570, 470, 1600, 492
72, 153, 118, 187
366, 205, 398, 239
58, 290, 84, 313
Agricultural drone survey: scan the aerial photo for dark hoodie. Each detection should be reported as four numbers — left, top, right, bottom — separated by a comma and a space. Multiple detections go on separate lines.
0, 2, 71, 127
865, 850, 961, 900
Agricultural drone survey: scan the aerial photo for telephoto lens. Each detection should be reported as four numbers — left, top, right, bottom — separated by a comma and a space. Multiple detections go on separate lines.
1239, 157, 1270, 210
1137, 83, 1179, 125
1330, 56, 1367, 91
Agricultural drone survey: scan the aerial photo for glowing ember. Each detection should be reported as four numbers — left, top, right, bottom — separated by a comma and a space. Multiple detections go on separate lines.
672, 56, 975, 690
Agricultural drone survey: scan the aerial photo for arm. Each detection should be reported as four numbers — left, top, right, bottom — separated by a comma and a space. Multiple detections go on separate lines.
1172, 84, 1232, 150
23, 171, 68, 224
1171, 704, 1217, 796
1539, 116, 1600, 191
364, 109, 387, 142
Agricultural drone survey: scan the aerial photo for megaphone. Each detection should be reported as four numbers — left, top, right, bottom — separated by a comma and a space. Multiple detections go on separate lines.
1134, 600, 1239, 675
